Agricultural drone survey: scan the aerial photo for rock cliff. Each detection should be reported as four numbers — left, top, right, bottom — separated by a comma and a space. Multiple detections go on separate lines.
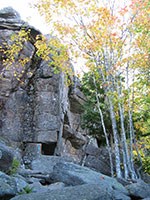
0, 7, 87, 165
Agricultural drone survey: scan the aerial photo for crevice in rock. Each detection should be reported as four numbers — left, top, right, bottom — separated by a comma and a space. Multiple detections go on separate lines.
130, 196, 142, 200
41, 142, 57, 156
39, 179, 51, 186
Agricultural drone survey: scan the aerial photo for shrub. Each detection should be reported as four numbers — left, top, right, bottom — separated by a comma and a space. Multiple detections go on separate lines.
8, 158, 20, 175
19, 185, 33, 194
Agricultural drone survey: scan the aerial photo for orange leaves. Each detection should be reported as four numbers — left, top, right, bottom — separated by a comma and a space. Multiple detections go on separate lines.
111, 33, 117, 37
129, 0, 150, 70
33, 0, 149, 78
119, 6, 129, 16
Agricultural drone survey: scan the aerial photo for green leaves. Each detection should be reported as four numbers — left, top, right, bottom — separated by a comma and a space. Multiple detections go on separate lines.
81, 71, 111, 143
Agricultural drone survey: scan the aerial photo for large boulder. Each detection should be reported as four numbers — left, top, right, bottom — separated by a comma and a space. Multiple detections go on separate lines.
63, 125, 87, 148
10, 183, 123, 200
30, 181, 65, 193
0, 171, 17, 200
84, 144, 115, 176
31, 156, 73, 174
141, 172, 150, 184
13, 174, 28, 193
126, 180, 150, 199
49, 161, 130, 199
0, 143, 14, 172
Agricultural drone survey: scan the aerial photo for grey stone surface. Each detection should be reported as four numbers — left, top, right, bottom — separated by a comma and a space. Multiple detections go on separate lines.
10, 184, 115, 200
50, 161, 130, 199
61, 139, 84, 163
13, 175, 28, 193
30, 181, 65, 193
69, 86, 86, 114
84, 145, 115, 176
0, 6, 40, 37
141, 172, 150, 184
0, 7, 21, 21
0, 143, 14, 172
0, 171, 17, 200
31, 156, 73, 174
85, 144, 102, 156
63, 125, 86, 148
85, 155, 111, 176
126, 180, 150, 199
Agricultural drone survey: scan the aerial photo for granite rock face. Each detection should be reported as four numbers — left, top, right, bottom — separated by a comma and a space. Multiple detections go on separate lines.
0, 142, 14, 172
10, 184, 114, 200
0, 7, 87, 165
126, 180, 150, 199
0, 171, 17, 200
10, 161, 131, 200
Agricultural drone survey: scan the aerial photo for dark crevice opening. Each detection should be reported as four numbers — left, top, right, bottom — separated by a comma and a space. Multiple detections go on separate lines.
41, 142, 57, 155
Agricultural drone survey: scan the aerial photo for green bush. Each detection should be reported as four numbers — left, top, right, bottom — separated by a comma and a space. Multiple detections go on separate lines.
8, 158, 20, 175
19, 185, 33, 194
133, 136, 150, 175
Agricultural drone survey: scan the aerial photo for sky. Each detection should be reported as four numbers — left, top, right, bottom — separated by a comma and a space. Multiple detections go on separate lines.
0, 0, 49, 33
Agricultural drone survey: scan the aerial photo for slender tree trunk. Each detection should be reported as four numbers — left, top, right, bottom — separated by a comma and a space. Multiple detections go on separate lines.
108, 96, 122, 178
106, 72, 122, 178
131, 71, 142, 178
96, 60, 122, 178
118, 103, 128, 178
126, 65, 137, 179
116, 78, 131, 179
93, 75, 114, 177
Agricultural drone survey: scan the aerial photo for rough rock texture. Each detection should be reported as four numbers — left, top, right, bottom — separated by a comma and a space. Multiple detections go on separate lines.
31, 156, 73, 174
10, 184, 124, 200
141, 172, 150, 184
84, 144, 115, 176
30, 182, 65, 193
13, 175, 28, 193
0, 7, 39, 144
126, 180, 150, 199
0, 142, 14, 172
50, 161, 130, 199
0, 171, 17, 200
0, 7, 87, 165
1, 142, 150, 200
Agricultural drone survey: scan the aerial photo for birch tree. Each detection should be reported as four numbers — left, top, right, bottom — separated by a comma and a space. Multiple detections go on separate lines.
32, 0, 150, 179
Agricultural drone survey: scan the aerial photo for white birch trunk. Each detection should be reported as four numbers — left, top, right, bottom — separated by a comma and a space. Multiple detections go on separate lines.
95, 60, 122, 178
126, 65, 137, 179
108, 97, 122, 178
93, 75, 114, 177
116, 79, 130, 179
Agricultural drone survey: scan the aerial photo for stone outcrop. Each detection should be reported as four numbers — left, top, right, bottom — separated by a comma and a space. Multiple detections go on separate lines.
0, 142, 14, 172
0, 7, 87, 165
49, 161, 130, 198
0, 150, 150, 200
126, 180, 150, 199
83, 144, 115, 176
10, 184, 116, 200
0, 171, 17, 200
